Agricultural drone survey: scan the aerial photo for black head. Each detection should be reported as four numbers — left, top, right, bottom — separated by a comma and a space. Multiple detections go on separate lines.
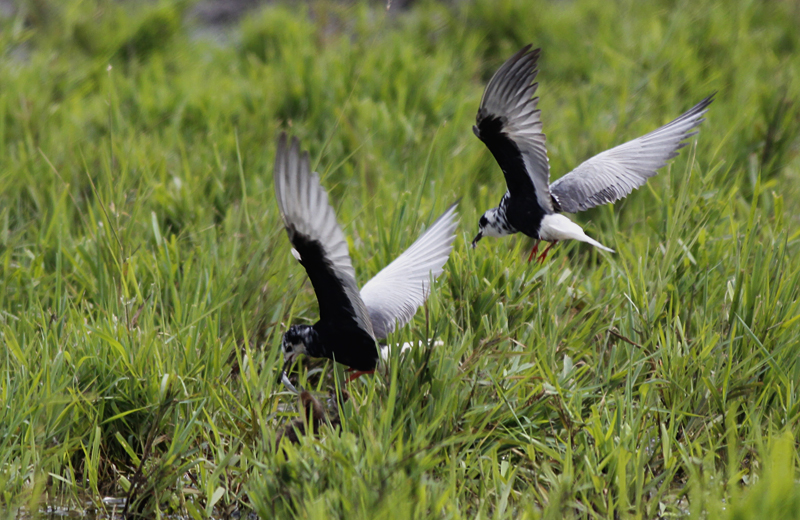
279, 325, 316, 391
472, 208, 511, 248
281, 325, 312, 361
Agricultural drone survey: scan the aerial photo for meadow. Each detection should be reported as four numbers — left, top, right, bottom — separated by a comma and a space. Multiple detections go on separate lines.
1, 0, 800, 517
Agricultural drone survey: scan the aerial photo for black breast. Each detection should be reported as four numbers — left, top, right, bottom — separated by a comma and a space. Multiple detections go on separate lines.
312, 320, 379, 372
503, 194, 545, 238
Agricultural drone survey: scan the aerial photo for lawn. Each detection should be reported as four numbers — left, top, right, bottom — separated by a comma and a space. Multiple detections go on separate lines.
1, 0, 800, 518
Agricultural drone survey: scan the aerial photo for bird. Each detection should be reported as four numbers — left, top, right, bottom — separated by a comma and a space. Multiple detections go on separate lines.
273, 133, 458, 391
470, 44, 714, 262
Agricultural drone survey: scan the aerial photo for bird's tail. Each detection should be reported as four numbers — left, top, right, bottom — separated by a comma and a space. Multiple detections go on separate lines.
540, 214, 615, 253
578, 234, 615, 253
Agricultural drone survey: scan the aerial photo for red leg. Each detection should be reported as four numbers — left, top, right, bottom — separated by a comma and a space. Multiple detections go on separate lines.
527, 241, 540, 263
345, 369, 375, 383
537, 240, 557, 263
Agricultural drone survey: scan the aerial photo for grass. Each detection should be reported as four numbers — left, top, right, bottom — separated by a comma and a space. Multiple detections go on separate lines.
1, 0, 800, 517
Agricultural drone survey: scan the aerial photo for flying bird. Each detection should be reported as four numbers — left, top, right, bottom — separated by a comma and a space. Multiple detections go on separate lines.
471, 44, 714, 262
274, 133, 458, 391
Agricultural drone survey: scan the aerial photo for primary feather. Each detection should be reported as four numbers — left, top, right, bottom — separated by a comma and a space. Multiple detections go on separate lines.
360, 203, 459, 339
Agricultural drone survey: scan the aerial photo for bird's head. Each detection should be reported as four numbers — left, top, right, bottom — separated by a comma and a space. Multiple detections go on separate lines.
279, 325, 315, 392
472, 209, 506, 248
281, 325, 313, 365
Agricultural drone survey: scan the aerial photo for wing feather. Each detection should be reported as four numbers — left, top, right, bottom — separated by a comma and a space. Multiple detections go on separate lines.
475, 45, 553, 213
360, 203, 459, 339
274, 133, 375, 338
550, 94, 715, 213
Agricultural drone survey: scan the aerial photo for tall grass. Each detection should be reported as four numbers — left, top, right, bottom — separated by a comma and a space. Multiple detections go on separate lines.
1, 0, 799, 517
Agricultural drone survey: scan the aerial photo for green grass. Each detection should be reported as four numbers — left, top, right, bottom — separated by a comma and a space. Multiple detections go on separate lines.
1, 0, 800, 517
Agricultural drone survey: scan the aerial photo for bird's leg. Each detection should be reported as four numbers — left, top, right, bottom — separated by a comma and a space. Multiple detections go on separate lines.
345, 369, 375, 383
527, 240, 540, 263
537, 240, 557, 263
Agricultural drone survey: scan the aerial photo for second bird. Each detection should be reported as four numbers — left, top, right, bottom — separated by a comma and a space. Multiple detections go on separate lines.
274, 134, 458, 389
471, 44, 714, 262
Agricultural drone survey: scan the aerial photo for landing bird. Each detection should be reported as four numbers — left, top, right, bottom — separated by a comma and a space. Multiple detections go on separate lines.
470, 44, 714, 262
274, 133, 458, 392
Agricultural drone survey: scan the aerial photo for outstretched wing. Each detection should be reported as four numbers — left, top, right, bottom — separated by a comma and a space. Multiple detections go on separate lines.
360, 203, 459, 339
274, 133, 375, 338
474, 45, 553, 213
550, 94, 715, 213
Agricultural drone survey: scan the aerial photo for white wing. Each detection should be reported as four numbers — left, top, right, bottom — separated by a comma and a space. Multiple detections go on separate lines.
360, 203, 458, 339
550, 95, 714, 213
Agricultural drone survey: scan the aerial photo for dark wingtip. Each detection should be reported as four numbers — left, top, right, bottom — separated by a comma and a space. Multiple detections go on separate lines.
517, 43, 538, 58
289, 134, 300, 156
522, 45, 541, 66
698, 92, 716, 110
691, 92, 716, 116
513, 44, 541, 74
275, 132, 288, 164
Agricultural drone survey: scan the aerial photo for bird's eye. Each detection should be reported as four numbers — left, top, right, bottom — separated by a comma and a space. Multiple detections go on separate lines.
479, 216, 488, 228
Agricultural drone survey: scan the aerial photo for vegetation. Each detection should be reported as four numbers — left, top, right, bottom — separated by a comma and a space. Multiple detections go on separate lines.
1, 0, 799, 517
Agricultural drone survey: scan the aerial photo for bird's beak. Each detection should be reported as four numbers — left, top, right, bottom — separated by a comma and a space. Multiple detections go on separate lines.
471, 231, 483, 249
279, 353, 299, 394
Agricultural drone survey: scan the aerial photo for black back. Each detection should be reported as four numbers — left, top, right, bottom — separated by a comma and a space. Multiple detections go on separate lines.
290, 230, 379, 370
475, 115, 547, 237
312, 320, 378, 372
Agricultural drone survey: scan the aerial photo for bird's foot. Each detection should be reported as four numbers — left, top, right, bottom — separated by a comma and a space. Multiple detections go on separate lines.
537, 241, 557, 263
345, 369, 375, 383
527, 241, 540, 263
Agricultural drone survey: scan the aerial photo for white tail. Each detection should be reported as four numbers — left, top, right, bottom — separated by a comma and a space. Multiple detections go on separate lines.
539, 214, 615, 253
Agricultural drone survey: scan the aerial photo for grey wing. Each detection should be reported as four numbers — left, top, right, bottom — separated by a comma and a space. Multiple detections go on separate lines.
550, 94, 715, 213
475, 45, 553, 213
274, 133, 375, 338
359, 202, 459, 340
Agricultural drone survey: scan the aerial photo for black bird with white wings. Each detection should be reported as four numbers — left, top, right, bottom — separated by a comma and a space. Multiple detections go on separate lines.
274, 134, 458, 388
471, 45, 714, 262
